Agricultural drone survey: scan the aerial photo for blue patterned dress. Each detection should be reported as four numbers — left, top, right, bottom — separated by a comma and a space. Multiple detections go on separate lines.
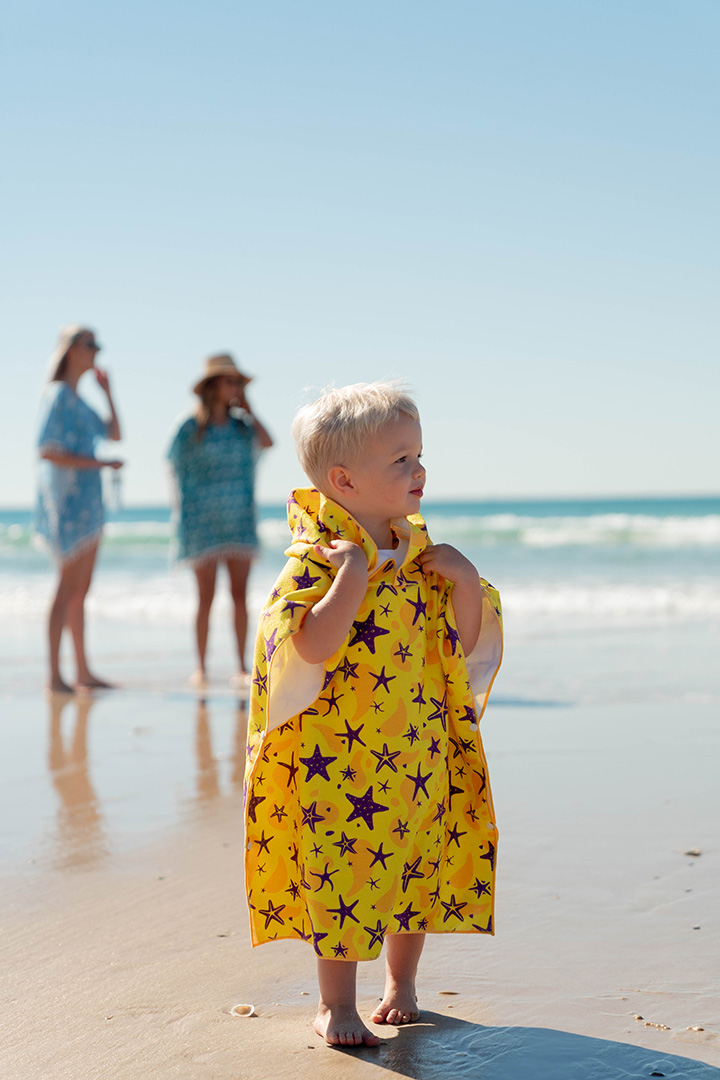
167, 413, 260, 564
34, 382, 108, 563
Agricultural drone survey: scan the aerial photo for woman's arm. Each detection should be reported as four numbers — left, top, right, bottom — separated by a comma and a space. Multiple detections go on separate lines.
95, 369, 122, 441
39, 447, 123, 470
236, 389, 273, 449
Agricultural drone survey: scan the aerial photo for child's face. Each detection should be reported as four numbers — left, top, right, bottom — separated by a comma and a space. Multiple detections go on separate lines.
337, 415, 426, 532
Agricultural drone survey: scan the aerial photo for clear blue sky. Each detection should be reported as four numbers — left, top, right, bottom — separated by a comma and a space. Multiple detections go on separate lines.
2, 0, 718, 505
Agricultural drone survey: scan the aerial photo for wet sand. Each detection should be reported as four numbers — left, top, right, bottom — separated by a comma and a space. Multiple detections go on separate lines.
1, 624, 720, 1078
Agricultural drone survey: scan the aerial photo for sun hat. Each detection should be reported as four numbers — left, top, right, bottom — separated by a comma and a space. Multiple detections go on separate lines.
192, 353, 252, 396
48, 324, 100, 379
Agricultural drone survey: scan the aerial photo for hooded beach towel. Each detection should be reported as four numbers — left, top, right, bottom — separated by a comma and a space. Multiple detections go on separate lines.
244, 488, 503, 960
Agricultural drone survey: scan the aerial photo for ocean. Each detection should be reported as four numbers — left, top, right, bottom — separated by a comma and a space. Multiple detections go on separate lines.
2, 495, 719, 631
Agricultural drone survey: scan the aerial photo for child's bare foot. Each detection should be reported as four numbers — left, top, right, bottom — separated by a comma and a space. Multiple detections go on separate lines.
370, 980, 419, 1025
314, 1003, 380, 1047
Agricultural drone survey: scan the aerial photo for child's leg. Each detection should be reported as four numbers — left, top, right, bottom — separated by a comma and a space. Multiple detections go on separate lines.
370, 933, 424, 1025
314, 958, 380, 1047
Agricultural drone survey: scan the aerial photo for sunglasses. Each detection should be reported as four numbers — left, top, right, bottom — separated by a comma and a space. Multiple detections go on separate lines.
84, 341, 101, 351
220, 375, 244, 386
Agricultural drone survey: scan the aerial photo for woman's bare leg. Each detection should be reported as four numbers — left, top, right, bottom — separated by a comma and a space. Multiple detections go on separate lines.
370, 933, 424, 1025
47, 542, 99, 692
66, 543, 112, 688
227, 555, 252, 675
314, 958, 380, 1047
193, 560, 217, 681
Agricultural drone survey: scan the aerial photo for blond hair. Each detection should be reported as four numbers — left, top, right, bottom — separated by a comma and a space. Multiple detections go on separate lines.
291, 381, 419, 490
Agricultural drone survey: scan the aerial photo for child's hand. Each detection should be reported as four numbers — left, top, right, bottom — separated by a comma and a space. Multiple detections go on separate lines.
416, 543, 478, 585
314, 540, 368, 579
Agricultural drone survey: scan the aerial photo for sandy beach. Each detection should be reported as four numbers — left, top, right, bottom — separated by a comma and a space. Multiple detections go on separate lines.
2, 613, 719, 1079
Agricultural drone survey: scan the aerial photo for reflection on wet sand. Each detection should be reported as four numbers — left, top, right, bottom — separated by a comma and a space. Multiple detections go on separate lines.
47, 692, 108, 870
194, 698, 248, 804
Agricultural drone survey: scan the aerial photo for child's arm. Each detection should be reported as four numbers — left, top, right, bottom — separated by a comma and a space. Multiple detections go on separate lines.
415, 544, 484, 655
293, 540, 368, 664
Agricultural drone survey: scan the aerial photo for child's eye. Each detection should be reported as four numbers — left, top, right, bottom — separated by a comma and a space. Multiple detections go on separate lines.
396, 455, 407, 463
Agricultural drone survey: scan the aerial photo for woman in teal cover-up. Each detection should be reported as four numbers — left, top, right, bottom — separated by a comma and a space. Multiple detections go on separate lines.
35, 325, 123, 692
167, 353, 273, 686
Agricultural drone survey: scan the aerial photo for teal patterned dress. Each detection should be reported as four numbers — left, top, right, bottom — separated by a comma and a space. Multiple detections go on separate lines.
34, 382, 108, 562
167, 413, 260, 564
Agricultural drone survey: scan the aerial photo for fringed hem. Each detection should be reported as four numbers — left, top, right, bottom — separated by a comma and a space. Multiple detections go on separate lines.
181, 543, 259, 568
33, 528, 103, 566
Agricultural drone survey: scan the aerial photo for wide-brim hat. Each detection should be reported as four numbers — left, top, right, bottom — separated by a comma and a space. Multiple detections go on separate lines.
192, 353, 252, 396
48, 324, 99, 378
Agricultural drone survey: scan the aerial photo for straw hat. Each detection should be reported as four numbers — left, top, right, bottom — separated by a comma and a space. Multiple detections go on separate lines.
192, 353, 252, 396
48, 324, 99, 378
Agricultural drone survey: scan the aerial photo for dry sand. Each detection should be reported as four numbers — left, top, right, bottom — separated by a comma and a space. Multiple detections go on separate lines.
1, 650, 719, 1078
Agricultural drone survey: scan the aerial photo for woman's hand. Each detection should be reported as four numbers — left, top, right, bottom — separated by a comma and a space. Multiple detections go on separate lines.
102, 459, 124, 470
95, 368, 112, 395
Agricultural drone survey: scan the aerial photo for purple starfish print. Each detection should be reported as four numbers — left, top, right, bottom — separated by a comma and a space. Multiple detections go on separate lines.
412, 683, 426, 706
271, 803, 288, 823
326, 894, 360, 929
405, 590, 427, 625
301, 801, 326, 833
312, 930, 328, 955
428, 736, 441, 758
376, 580, 398, 597
333, 832, 358, 856
319, 687, 343, 716
407, 764, 432, 801
283, 599, 306, 617
333, 943, 349, 957
292, 566, 321, 590
440, 894, 467, 923
368, 843, 392, 869
461, 705, 477, 725
393, 819, 410, 839
364, 919, 388, 949
394, 902, 421, 931
480, 841, 496, 870
335, 719, 366, 751
444, 618, 460, 655
446, 823, 468, 848
401, 856, 425, 892
348, 610, 390, 654
345, 786, 389, 829
370, 742, 401, 773
394, 644, 412, 663
432, 801, 446, 825
336, 657, 359, 681
470, 878, 491, 898
278, 753, 299, 789
369, 665, 397, 693
340, 765, 357, 782
258, 900, 286, 929
310, 862, 340, 892
252, 669, 268, 695
246, 792, 266, 823
403, 723, 420, 745
300, 744, 337, 782
427, 692, 448, 731
473, 916, 493, 934
264, 628, 279, 662
254, 830, 272, 855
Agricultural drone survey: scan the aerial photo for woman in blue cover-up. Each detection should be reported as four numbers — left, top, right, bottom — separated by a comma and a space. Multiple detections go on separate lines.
35, 325, 123, 692
167, 353, 273, 687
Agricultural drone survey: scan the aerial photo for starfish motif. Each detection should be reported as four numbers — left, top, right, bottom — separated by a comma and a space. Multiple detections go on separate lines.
376, 580, 398, 597
379, 603, 392, 617
440, 894, 467, 923
283, 599, 306, 617
258, 900, 286, 929
333, 942, 349, 958
310, 862, 340, 892
319, 687, 344, 716
335, 719, 366, 751
461, 705, 477, 725
292, 920, 312, 941
480, 841, 496, 870
254, 830, 272, 855
428, 736, 441, 758
394, 902, 421, 931
252, 670, 268, 695
428, 692, 448, 731
312, 930, 328, 955
444, 618, 460, 655
370, 742, 402, 773
378, 779, 390, 793
394, 644, 412, 663
367, 842, 392, 869
333, 832, 358, 856
393, 819, 410, 839
336, 657, 359, 681
310, 842, 323, 857
301, 801, 326, 833
369, 665, 397, 693
326, 894, 360, 929
285, 880, 301, 900
403, 723, 420, 745
427, 856, 440, 876
348, 610, 390, 654
292, 566, 321, 590
470, 878, 491, 898
473, 916, 493, 933
271, 803, 288, 823
299, 743, 337, 781
466, 805, 479, 823
446, 823, 468, 848
405, 590, 427, 625
447, 779, 464, 807
340, 765, 357, 782
432, 801, 446, 825
246, 792, 266, 823
407, 764, 432, 800
345, 786, 389, 830
364, 919, 388, 949
418, 917, 428, 931
264, 628, 279, 662
460, 737, 476, 755
278, 754, 299, 789
412, 683, 426, 706
401, 855, 425, 892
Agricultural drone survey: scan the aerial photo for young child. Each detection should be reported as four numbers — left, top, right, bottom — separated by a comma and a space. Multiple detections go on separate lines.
244, 382, 503, 1047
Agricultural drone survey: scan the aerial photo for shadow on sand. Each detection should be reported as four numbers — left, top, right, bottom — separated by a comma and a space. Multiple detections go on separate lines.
333, 1012, 719, 1079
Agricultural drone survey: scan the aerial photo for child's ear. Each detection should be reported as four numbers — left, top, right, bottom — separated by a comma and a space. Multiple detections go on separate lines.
327, 465, 356, 499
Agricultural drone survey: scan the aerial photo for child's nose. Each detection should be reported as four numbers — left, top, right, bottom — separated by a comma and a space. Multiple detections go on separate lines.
413, 460, 426, 478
